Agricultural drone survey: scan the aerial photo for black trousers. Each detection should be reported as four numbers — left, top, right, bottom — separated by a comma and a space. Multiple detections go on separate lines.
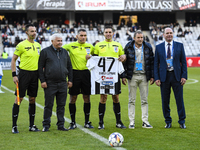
43, 82, 68, 128
160, 71, 186, 125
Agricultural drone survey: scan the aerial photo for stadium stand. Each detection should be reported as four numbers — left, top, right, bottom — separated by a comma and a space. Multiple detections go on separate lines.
1, 21, 200, 57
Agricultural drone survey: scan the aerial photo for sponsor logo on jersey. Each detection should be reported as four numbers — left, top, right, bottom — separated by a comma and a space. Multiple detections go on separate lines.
99, 72, 115, 75
101, 86, 114, 89
101, 76, 113, 80
99, 45, 106, 49
101, 76, 106, 80
101, 81, 113, 85
25, 47, 32, 51
71, 46, 78, 49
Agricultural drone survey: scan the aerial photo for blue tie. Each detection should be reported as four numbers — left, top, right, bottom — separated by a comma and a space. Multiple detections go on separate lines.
167, 43, 171, 59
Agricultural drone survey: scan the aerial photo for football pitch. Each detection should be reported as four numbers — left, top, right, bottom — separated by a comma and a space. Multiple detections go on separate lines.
0, 68, 200, 150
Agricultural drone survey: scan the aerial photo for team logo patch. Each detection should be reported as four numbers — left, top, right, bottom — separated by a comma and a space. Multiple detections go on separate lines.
86, 48, 90, 54
114, 47, 118, 53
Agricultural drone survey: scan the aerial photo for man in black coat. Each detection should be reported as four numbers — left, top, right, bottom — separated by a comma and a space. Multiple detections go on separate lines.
38, 33, 73, 132
121, 30, 154, 129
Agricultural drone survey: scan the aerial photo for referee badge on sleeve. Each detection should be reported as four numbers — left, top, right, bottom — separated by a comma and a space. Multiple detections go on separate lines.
114, 47, 118, 53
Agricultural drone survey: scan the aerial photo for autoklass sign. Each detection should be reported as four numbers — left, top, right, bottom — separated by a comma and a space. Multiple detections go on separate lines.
173, 0, 197, 10
124, 0, 172, 11
75, 0, 124, 10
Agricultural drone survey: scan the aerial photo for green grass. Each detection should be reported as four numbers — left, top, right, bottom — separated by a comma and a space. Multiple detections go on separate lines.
0, 68, 200, 150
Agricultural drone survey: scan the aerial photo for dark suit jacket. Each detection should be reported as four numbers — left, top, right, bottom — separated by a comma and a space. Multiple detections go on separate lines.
154, 41, 187, 82
38, 45, 73, 83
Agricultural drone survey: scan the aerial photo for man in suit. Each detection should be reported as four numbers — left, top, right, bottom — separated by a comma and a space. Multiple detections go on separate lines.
154, 28, 187, 129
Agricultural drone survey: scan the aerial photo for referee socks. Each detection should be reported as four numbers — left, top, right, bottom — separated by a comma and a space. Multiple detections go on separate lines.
113, 102, 121, 123
69, 103, 76, 123
99, 102, 106, 124
12, 103, 19, 127
29, 103, 36, 127
84, 103, 91, 124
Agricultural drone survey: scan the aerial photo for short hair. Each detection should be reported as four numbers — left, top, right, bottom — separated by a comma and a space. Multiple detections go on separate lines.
104, 26, 114, 32
134, 30, 143, 38
163, 27, 173, 34
51, 33, 62, 41
25, 24, 35, 31
78, 29, 86, 34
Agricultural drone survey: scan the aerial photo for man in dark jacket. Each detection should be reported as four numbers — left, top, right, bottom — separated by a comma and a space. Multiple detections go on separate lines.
121, 30, 154, 129
38, 33, 73, 132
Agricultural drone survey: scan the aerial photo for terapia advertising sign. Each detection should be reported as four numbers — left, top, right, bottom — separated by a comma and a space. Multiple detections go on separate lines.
173, 0, 197, 10
124, 0, 172, 11
75, 0, 124, 10
26, 0, 75, 10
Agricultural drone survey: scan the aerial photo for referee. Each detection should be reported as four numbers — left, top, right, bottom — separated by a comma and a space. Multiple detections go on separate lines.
62, 29, 94, 129
11, 24, 41, 133
93, 26, 126, 129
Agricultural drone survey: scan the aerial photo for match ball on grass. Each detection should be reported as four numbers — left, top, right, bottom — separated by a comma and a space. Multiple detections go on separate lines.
108, 132, 124, 147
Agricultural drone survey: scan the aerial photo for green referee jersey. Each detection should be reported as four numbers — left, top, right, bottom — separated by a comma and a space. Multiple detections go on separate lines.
14, 39, 41, 71
62, 41, 94, 70
94, 40, 124, 58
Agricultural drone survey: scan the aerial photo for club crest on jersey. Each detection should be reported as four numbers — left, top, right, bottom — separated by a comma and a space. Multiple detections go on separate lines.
114, 47, 118, 53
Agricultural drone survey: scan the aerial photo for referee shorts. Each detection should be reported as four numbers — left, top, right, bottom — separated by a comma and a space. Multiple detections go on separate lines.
69, 69, 91, 95
15, 69, 39, 98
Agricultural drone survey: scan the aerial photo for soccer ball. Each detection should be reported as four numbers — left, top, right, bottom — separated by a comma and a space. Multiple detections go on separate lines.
108, 132, 124, 147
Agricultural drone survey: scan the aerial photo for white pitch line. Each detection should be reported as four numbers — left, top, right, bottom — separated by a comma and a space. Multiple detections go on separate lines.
151, 78, 199, 87
186, 78, 199, 84
1, 85, 126, 150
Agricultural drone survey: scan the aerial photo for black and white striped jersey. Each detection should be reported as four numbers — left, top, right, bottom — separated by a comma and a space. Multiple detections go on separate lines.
87, 56, 124, 95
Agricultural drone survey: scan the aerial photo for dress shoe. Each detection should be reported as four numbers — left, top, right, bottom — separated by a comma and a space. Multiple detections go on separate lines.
165, 123, 172, 128
180, 123, 186, 129
58, 127, 68, 131
42, 127, 49, 132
